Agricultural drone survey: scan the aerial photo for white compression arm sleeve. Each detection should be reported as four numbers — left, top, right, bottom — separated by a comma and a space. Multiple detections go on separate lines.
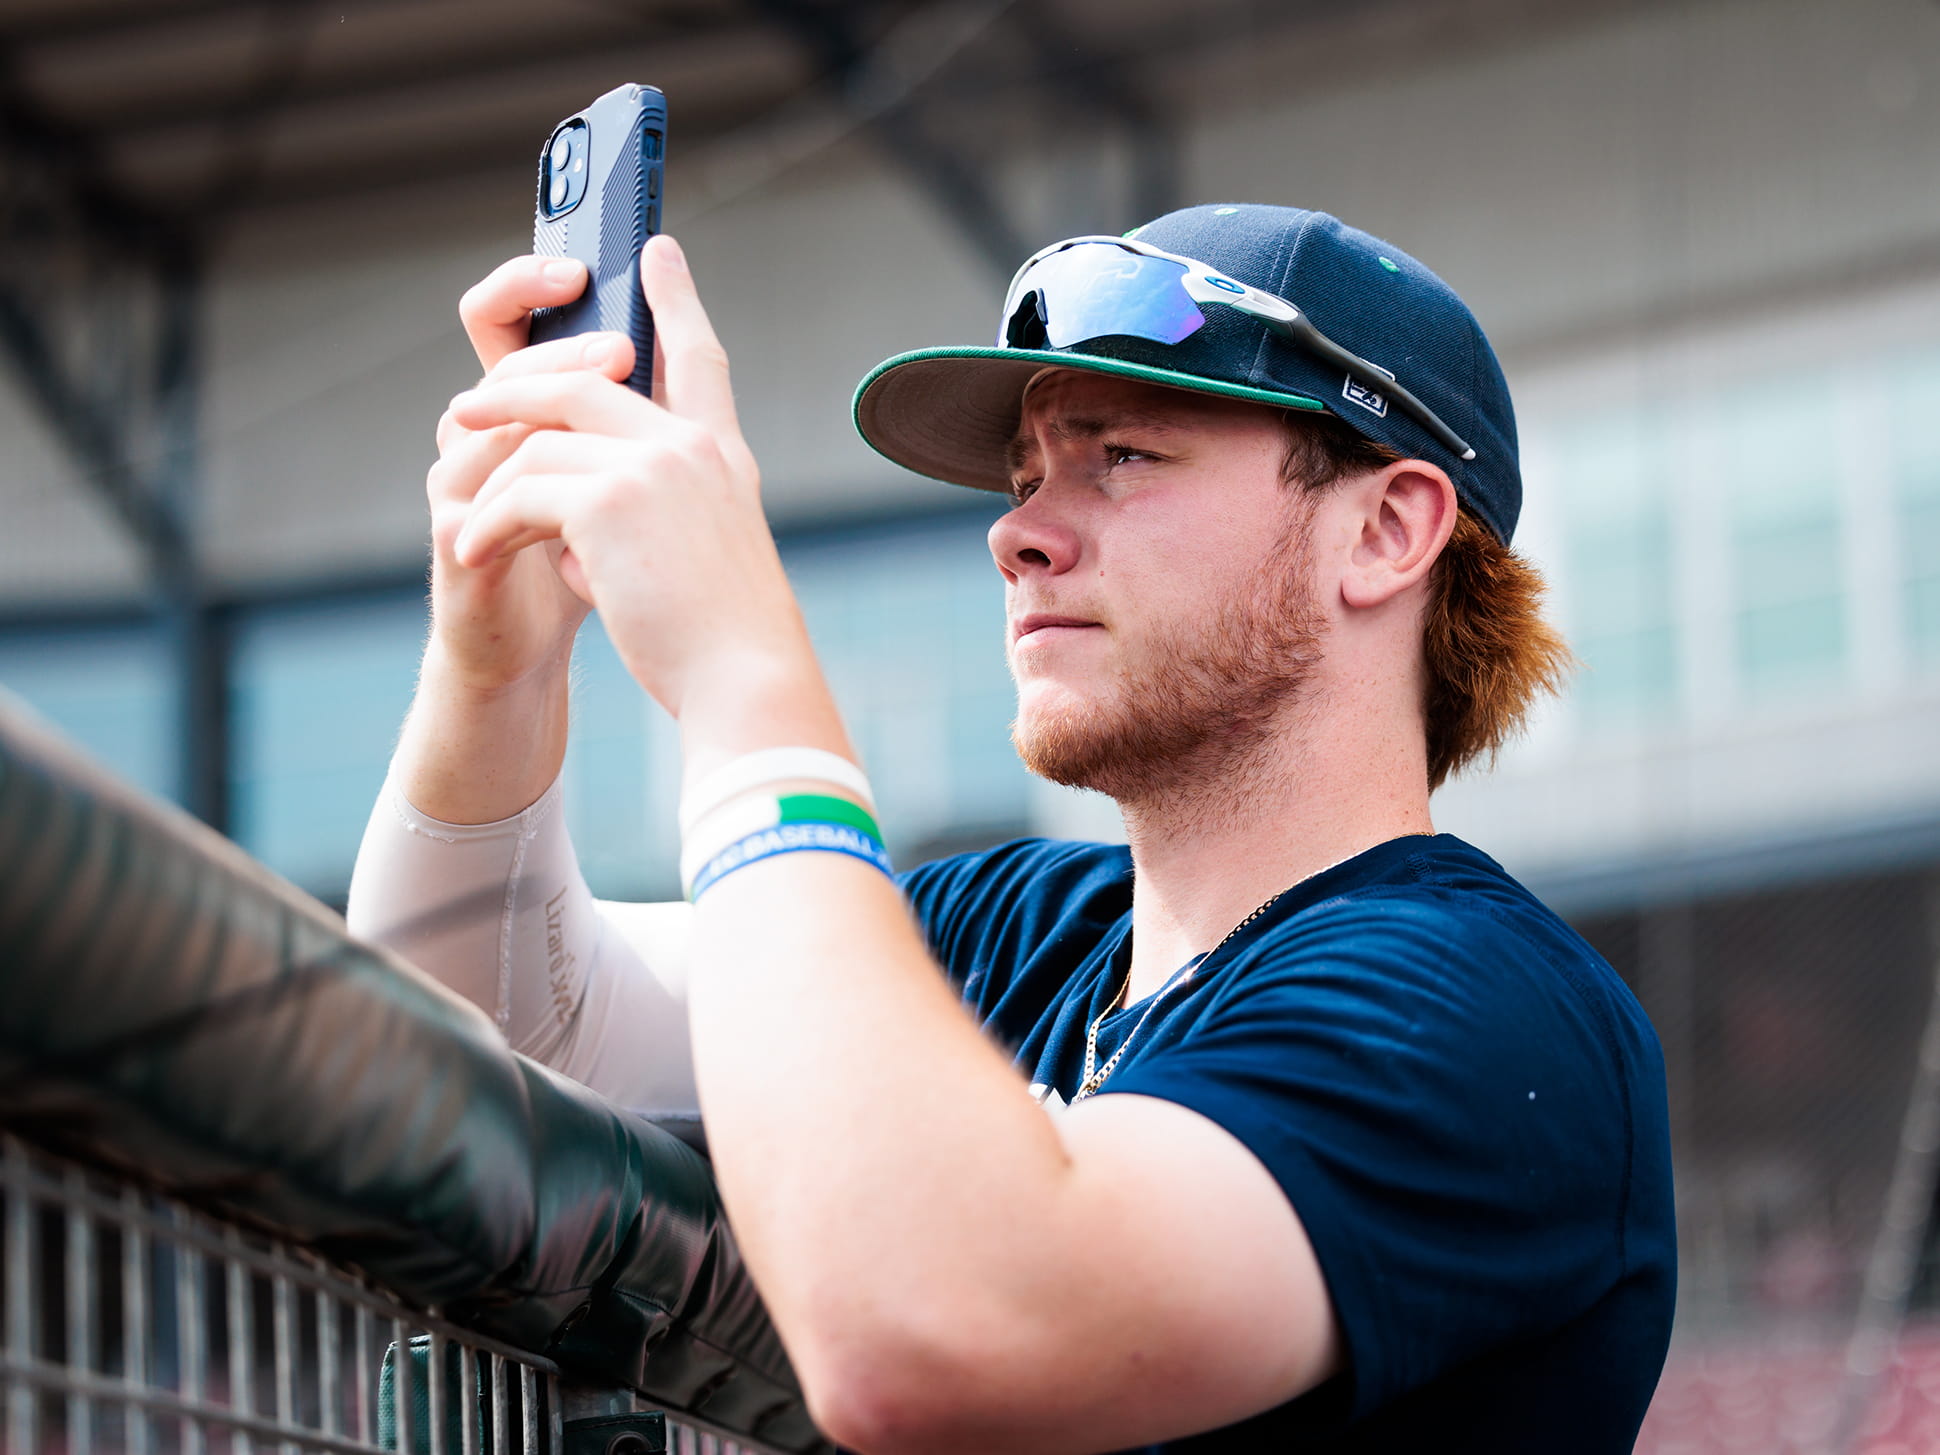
345, 775, 700, 1120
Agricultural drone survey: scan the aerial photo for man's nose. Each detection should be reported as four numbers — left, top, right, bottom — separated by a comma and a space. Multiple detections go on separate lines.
988, 488, 1082, 582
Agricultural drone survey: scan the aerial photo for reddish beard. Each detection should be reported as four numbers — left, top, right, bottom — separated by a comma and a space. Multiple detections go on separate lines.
1010, 503, 1326, 804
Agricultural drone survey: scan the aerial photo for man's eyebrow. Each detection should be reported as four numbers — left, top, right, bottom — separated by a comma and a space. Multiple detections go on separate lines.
1004, 409, 1185, 473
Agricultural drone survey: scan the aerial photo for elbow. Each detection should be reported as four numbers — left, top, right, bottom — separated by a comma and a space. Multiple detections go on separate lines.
807, 1381, 984, 1455
803, 1377, 928, 1455
792, 1309, 1019, 1455
796, 1340, 950, 1455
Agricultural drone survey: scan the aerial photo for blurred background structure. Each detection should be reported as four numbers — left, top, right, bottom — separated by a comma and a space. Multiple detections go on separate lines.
1, 0, 1938, 1446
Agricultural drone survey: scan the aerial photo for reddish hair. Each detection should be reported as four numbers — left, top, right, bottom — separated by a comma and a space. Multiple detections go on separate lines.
1281, 412, 1574, 790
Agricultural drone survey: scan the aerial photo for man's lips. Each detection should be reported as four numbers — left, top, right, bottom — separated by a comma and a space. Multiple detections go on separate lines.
1011, 613, 1101, 644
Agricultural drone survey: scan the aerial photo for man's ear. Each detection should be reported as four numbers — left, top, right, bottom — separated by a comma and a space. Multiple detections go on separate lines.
1339, 463, 1459, 610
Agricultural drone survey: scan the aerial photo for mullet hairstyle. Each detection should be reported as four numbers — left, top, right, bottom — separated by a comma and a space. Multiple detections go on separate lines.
1280, 411, 1574, 791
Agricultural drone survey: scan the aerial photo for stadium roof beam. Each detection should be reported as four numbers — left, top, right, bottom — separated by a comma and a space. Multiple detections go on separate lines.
39, 12, 757, 143
744, 0, 1033, 278
0, 60, 227, 831
0, 0, 277, 49
1001, 3, 1179, 225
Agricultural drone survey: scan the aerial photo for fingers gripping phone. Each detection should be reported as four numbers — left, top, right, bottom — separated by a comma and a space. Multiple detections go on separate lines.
529, 83, 666, 395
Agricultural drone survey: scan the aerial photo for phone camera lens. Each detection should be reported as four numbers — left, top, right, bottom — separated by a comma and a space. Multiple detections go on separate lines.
550, 133, 571, 170
549, 173, 569, 210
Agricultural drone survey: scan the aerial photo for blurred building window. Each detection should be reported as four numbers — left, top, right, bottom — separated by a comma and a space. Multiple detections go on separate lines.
1892, 352, 1940, 671
1557, 410, 1680, 730
229, 591, 426, 897
1722, 382, 1848, 700
0, 509, 1094, 901
0, 621, 173, 799
564, 508, 1030, 899
564, 613, 662, 900
785, 514, 1028, 865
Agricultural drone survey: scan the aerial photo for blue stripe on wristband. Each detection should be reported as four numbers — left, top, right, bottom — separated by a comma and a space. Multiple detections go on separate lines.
687, 819, 894, 902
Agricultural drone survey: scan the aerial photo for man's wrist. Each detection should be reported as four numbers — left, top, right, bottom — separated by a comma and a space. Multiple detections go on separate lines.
394, 635, 576, 825
419, 629, 576, 703
674, 641, 856, 786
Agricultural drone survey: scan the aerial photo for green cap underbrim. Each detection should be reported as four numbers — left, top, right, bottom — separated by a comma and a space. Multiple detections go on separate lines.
851, 346, 1327, 494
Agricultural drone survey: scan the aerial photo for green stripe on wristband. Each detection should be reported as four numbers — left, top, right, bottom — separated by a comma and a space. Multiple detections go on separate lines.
777, 793, 881, 842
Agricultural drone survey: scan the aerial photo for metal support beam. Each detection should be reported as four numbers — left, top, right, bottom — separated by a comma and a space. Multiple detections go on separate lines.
1003, 3, 1179, 225
0, 284, 187, 565
153, 254, 229, 834
0, 64, 227, 830
743, 0, 1034, 278
744, 0, 1178, 273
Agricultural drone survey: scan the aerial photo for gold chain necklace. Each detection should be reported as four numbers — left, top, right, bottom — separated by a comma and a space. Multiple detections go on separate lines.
1071, 835, 1433, 1103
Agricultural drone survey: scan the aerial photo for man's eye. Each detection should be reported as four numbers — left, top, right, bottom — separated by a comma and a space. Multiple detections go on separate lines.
1104, 444, 1154, 468
1008, 479, 1040, 505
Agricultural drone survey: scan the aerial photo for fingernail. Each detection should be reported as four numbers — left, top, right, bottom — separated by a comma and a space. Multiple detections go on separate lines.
450, 388, 477, 411
582, 335, 616, 365
544, 259, 583, 285
657, 235, 687, 273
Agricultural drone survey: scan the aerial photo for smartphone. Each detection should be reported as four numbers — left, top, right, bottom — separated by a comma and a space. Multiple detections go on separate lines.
529, 83, 666, 395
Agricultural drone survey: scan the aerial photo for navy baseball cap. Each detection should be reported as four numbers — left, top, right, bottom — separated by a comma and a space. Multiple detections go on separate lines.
852, 203, 1523, 544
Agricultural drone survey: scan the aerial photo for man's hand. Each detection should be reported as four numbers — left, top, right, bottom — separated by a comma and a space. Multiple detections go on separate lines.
388, 255, 641, 825
445, 237, 814, 738
428, 256, 628, 694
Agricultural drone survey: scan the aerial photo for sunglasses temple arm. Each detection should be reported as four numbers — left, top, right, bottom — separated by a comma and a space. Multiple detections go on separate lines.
1281, 321, 1478, 463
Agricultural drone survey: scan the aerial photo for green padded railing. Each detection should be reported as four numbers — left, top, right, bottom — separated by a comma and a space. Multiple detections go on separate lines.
0, 691, 827, 1455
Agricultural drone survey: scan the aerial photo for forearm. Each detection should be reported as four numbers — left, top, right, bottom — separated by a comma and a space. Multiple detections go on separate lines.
692, 858, 1073, 1302
681, 668, 1081, 1435
392, 632, 573, 824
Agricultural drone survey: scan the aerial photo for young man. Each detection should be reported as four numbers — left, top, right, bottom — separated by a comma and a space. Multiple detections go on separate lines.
349, 204, 1675, 1453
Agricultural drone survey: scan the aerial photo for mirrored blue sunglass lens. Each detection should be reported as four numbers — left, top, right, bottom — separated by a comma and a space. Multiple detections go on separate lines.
1023, 245, 1206, 349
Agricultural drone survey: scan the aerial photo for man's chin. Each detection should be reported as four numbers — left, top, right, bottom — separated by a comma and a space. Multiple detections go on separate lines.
1011, 698, 1143, 795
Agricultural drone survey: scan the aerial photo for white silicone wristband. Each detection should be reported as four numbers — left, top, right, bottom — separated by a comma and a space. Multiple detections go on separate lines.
678, 748, 874, 835
679, 792, 784, 894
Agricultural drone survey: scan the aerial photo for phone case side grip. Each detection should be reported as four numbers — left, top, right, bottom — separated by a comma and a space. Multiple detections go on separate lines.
528, 84, 665, 397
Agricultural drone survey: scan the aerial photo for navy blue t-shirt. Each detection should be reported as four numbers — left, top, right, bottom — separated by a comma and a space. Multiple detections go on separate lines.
900, 833, 1675, 1453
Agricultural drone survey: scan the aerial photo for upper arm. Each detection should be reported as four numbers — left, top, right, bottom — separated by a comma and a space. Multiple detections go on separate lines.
561, 898, 701, 1118
800, 1088, 1338, 1455
1075, 906, 1638, 1429
1007, 1092, 1340, 1451
347, 772, 704, 1117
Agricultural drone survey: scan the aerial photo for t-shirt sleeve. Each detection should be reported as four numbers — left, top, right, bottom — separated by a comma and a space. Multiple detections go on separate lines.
899, 840, 1135, 978
896, 852, 988, 982
895, 839, 1077, 990
1099, 893, 1640, 1419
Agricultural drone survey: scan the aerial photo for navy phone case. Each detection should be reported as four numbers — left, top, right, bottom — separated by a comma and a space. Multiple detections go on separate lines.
529, 83, 665, 395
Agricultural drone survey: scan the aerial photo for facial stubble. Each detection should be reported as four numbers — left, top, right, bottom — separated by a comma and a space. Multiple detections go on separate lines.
1010, 500, 1327, 806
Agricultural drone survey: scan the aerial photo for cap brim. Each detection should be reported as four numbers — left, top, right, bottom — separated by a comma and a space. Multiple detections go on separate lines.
852, 346, 1329, 493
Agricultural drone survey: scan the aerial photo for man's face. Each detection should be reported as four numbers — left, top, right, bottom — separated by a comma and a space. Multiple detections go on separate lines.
988, 369, 1328, 802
